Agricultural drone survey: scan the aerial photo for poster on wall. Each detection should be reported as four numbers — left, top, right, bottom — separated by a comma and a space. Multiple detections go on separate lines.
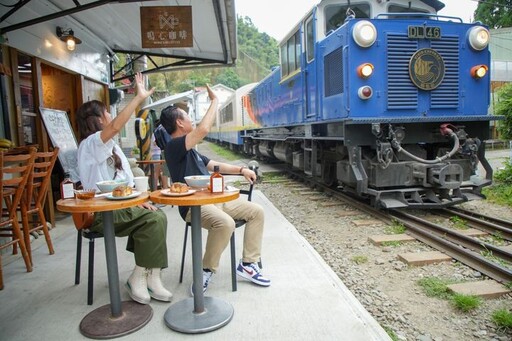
39, 107, 79, 182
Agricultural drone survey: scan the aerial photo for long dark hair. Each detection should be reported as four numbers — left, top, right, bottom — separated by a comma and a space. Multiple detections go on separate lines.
76, 100, 123, 170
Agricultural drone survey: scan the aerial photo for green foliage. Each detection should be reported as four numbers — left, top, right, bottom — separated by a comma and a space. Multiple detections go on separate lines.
351, 255, 368, 264
495, 83, 512, 140
451, 294, 481, 312
492, 308, 512, 331
494, 162, 512, 184
116, 16, 279, 94
474, 0, 512, 28
385, 219, 406, 234
382, 326, 399, 341
208, 144, 242, 161
449, 216, 468, 230
417, 277, 454, 299
483, 184, 512, 206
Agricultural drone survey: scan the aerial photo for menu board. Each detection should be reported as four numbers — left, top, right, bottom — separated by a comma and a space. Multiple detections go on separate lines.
39, 107, 79, 182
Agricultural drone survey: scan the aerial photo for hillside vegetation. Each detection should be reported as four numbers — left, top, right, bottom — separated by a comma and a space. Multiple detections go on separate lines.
137, 16, 279, 95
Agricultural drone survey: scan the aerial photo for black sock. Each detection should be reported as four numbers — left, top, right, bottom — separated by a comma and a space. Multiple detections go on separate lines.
242, 262, 252, 266
203, 268, 212, 272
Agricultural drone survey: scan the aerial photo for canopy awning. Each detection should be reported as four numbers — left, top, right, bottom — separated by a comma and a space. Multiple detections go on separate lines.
0, 0, 237, 82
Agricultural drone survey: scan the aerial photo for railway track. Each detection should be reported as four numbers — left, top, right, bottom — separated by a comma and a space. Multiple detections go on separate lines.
283, 170, 512, 284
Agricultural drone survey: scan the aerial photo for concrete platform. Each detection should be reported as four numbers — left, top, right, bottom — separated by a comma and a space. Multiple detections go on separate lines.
0, 191, 390, 340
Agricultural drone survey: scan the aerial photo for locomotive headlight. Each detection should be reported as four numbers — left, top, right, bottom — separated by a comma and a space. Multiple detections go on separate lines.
468, 26, 490, 51
471, 64, 488, 79
352, 21, 377, 48
358, 86, 373, 100
357, 63, 374, 78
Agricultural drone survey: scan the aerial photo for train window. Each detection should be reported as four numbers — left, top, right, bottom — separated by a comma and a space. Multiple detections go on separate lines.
306, 16, 314, 63
294, 31, 301, 70
220, 102, 234, 123
281, 44, 288, 77
325, 4, 370, 34
287, 34, 296, 75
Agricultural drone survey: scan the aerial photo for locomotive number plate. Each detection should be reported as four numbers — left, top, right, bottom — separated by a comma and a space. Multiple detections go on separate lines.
408, 26, 441, 39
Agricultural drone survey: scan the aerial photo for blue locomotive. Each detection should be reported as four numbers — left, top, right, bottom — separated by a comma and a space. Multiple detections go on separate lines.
211, 0, 497, 209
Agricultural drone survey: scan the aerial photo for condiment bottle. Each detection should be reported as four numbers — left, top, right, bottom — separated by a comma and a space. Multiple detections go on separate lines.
210, 165, 224, 193
60, 171, 75, 199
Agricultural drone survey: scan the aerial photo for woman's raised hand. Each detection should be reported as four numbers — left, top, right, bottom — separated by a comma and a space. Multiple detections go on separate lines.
134, 72, 155, 100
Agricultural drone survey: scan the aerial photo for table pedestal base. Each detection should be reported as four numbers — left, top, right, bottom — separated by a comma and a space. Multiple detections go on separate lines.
80, 301, 153, 339
164, 297, 233, 334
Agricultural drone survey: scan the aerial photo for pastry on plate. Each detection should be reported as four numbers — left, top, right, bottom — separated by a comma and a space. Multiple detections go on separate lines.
112, 185, 133, 197
170, 182, 189, 193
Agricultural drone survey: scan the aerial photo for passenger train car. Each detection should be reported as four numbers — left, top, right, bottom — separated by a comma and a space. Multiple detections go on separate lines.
210, 0, 497, 209
208, 82, 258, 146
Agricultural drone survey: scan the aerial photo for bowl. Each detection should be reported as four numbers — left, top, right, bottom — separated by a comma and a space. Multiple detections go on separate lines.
74, 189, 96, 200
96, 179, 129, 193
184, 175, 210, 189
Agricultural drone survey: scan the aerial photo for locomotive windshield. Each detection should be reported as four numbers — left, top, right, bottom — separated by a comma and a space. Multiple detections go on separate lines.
387, 4, 432, 18
325, 4, 370, 34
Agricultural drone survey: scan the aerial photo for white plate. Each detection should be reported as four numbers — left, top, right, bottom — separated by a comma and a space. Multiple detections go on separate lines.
161, 189, 196, 197
106, 191, 142, 200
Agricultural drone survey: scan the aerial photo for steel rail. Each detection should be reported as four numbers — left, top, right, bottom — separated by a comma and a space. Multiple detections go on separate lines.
283, 170, 512, 283
442, 207, 512, 241
390, 210, 512, 284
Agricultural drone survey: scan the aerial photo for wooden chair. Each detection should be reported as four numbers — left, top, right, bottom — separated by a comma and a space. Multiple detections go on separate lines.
0, 147, 36, 290
19, 148, 59, 263
178, 181, 262, 292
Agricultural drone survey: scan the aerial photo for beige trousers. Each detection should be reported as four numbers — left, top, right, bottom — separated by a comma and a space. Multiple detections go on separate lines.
186, 197, 264, 273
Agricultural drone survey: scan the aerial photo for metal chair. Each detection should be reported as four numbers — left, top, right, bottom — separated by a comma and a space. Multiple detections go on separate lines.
71, 191, 103, 305
19, 148, 59, 263
178, 181, 261, 292
0, 147, 36, 289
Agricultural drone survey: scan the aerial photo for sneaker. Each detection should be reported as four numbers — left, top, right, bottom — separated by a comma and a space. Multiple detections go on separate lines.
190, 270, 213, 296
236, 261, 271, 287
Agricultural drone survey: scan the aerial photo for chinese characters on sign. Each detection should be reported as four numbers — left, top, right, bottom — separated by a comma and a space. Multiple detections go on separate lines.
141, 6, 193, 48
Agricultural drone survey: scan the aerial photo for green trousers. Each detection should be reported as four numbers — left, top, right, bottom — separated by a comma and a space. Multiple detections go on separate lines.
90, 207, 168, 268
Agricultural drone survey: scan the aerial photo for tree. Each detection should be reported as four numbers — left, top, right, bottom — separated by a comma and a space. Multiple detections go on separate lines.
496, 83, 512, 140
474, 0, 512, 28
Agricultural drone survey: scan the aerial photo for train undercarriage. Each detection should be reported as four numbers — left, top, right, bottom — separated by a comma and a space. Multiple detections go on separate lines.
241, 121, 493, 209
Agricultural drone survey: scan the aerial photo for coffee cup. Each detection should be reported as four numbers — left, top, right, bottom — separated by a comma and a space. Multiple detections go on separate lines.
133, 176, 149, 192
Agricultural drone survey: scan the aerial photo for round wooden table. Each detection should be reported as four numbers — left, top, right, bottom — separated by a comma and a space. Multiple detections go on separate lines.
57, 192, 152, 339
150, 189, 240, 334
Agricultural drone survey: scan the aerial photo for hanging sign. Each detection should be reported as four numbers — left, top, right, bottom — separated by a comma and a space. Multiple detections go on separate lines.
141, 6, 193, 48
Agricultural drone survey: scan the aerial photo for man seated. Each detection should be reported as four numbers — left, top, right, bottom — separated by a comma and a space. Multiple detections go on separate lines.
159, 85, 271, 294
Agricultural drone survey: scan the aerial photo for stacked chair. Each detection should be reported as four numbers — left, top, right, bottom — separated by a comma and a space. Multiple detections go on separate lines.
0, 147, 36, 289
19, 148, 59, 263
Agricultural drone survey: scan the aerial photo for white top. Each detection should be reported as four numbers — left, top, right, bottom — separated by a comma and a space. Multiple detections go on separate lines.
77, 131, 134, 191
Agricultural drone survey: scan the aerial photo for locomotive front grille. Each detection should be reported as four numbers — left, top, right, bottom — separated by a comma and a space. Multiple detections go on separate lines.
387, 34, 419, 109
386, 33, 460, 110
430, 37, 460, 108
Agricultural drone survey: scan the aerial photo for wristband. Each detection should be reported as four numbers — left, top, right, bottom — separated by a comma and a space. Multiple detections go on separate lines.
239, 166, 247, 174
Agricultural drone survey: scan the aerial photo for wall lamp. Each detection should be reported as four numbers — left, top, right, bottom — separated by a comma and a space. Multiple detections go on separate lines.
56, 26, 82, 51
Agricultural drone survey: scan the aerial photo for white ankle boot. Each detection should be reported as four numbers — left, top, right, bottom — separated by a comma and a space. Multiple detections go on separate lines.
147, 268, 173, 302
126, 265, 150, 304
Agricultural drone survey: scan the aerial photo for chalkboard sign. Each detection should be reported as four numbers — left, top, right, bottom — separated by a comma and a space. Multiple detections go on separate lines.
40, 107, 79, 182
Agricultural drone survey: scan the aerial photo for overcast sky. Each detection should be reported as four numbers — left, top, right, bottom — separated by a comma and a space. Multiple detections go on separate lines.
235, 0, 479, 41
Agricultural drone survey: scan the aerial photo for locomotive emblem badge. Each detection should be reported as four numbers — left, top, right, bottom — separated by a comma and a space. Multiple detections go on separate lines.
409, 48, 444, 90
